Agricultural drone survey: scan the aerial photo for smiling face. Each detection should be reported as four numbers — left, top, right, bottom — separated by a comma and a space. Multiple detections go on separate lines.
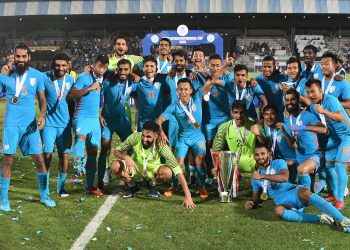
159, 40, 171, 57
320, 57, 336, 78
234, 70, 248, 88
142, 60, 157, 79
141, 129, 158, 149
173, 55, 186, 73
286, 62, 300, 81
177, 81, 193, 105
263, 108, 277, 127
117, 63, 131, 81
15, 48, 30, 74
253, 147, 272, 167
284, 93, 299, 113
262, 60, 275, 78
208, 59, 221, 75
231, 106, 246, 126
113, 38, 128, 57
53, 59, 68, 79
191, 50, 205, 67
303, 48, 316, 65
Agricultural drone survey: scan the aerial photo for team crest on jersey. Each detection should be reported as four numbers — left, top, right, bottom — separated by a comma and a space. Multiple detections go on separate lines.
76, 127, 81, 132
191, 104, 196, 111
30, 78, 36, 86
329, 86, 336, 93
154, 82, 160, 89
212, 89, 219, 96
246, 93, 251, 100
313, 73, 318, 79
66, 82, 71, 90
4, 144, 9, 150
296, 87, 300, 92
277, 135, 282, 142
270, 169, 276, 175
126, 86, 132, 94
296, 120, 302, 126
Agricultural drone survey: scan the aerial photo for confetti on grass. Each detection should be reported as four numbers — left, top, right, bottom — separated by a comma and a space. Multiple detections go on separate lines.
106, 227, 112, 232
165, 235, 172, 239
135, 224, 142, 230
35, 230, 42, 235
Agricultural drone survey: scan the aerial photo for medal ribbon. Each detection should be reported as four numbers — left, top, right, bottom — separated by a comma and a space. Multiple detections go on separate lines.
261, 165, 271, 194
15, 71, 28, 98
118, 80, 129, 102
142, 143, 155, 174
321, 75, 335, 95
267, 127, 277, 154
174, 72, 186, 87
289, 112, 302, 139
179, 98, 197, 124
235, 82, 247, 100
53, 75, 67, 100
232, 120, 248, 145
157, 57, 168, 73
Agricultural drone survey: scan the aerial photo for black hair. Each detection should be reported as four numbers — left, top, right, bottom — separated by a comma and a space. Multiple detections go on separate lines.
208, 54, 222, 61
286, 56, 302, 73
15, 44, 31, 55
262, 104, 278, 114
234, 64, 249, 73
284, 88, 300, 101
177, 77, 194, 91
94, 54, 109, 65
231, 100, 246, 111
143, 55, 158, 67
192, 46, 204, 55
305, 78, 322, 89
172, 50, 187, 59
142, 121, 160, 134
159, 37, 171, 47
262, 55, 276, 65
303, 45, 318, 54
321, 51, 337, 65
51, 52, 69, 69
117, 58, 131, 68
254, 141, 272, 152
113, 36, 127, 46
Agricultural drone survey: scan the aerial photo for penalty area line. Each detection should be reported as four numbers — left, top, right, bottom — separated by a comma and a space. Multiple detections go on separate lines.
70, 194, 119, 250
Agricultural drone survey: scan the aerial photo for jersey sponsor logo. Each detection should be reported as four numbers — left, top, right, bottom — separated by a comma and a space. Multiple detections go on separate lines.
30, 78, 36, 86
329, 86, 335, 93
154, 82, 160, 89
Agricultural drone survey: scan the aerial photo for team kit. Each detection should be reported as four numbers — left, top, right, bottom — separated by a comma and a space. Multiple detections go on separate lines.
1, 36, 350, 232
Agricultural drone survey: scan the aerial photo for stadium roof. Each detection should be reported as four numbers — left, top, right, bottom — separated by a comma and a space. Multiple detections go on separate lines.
0, 0, 349, 16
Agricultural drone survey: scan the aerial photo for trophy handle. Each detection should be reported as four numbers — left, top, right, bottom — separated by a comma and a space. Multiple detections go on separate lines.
212, 151, 224, 193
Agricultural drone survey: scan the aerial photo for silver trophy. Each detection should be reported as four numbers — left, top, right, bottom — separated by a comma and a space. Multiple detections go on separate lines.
212, 151, 240, 202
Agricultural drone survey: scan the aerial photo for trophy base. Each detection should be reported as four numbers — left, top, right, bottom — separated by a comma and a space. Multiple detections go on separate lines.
219, 192, 232, 203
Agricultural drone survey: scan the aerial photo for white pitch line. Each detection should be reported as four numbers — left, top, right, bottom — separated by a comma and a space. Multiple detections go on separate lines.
70, 194, 119, 250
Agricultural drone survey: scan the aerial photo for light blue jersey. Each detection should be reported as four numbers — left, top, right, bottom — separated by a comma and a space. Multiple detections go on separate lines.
285, 110, 321, 163
264, 125, 296, 161
162, 88, 203, 140
226, 81, 265, 120
43, 71, 74, 127
322, 78, 350, 101
301, 63, 323, 81
0, 68, 45, 126
310, 95, 350, 142
73, 72, 101, 118
101, 77, 136, 122
287, 77, 307, 96
252, 159, 297, 203
256, 73, 288, 122
134, 76, 164, 130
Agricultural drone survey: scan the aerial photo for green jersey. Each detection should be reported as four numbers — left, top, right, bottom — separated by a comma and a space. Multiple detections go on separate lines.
213, 120, 265, 173
116, 132, 182, 178
108, 54, 144, 71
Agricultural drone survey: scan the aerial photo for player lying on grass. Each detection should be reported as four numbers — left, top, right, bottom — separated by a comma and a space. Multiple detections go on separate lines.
109, 121, 196, 209
245, 143, 350, 232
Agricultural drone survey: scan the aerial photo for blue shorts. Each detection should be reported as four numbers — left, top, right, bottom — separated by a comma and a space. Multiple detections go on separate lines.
168, 116, 179, 148
336, 138, 350, 163
275, 186, 304, 210
41, 125, 72, 154
2, 123, 43, 156
101, 118, 132, 142
73, 117, 101, 147
175, 133, 206, 158
204, 117, 230, 141
325, 138, 338, 161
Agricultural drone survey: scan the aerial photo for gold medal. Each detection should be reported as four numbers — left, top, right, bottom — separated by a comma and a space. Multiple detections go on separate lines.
12, 96, 19, 104
193, 122, 200, 129
260, 192, 268, 201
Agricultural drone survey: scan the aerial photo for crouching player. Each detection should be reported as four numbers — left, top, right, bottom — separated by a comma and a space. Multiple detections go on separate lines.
245, 144, 350, 232
110, 121, 195, 209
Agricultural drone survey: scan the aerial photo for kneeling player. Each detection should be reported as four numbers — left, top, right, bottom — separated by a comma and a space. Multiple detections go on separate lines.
110, 121, 195, 209
245, 144, 350, 232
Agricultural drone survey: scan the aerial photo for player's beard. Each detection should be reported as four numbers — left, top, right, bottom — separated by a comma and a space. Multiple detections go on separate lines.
54, 69, 66, 79
142, 140, 155, 149
15, 61, 29, 74
285, 103, 298, 114
257, 157, 270, 168
175, 65, 185, 73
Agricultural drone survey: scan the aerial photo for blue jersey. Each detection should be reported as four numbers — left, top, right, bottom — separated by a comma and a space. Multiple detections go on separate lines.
162, 88, 203, 139
0, 68, 45, 126
73, 72, 101, 119
287, 77, 307, 96
301, 63, 323, 81
101, 77, 136, 122
264, 125, 296, 161
43, 71, 74, 127
256, 73, 288, 121
202, 74, 231, 123
310, 95, 350, 142
323, 78, 350, 101
226, 81, 265, 120
134, 77, 164, 127
252, 159, 297, 202
285, 110, 320, 163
